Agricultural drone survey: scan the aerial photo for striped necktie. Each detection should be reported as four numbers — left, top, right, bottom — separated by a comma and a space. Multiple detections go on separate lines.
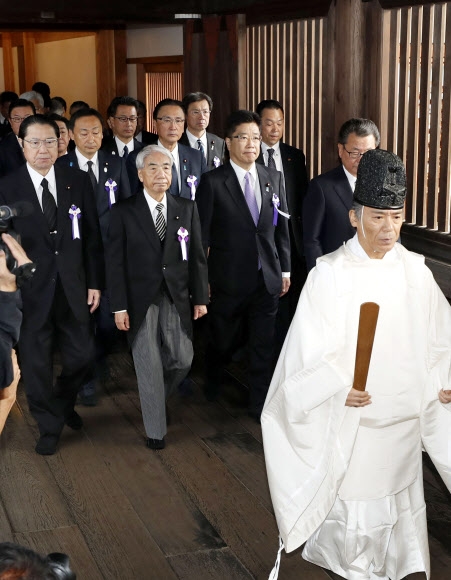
267, 148, 276, 170
197, 139, 205, 159
155, 203, 166, 241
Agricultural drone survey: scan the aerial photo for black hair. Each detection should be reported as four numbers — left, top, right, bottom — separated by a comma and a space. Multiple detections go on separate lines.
107, 96, 139, 118
9, 99, 36, 117
0, 91, 18, 105
18, 114, 60, 140
255, 99, 284, 117
69, 107, 104, 129
338, 118, 380, 147
224, 110, 261, 138
152, 98, 184, 120
48, 114, 70, 130
182, 92, 213, 114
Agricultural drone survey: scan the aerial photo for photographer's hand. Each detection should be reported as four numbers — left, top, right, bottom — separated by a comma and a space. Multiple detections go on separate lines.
1, 233, 32, 267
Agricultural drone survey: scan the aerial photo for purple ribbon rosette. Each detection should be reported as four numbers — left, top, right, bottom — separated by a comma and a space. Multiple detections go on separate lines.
213, 156, 220, 168
177, 227, 189, 260
105, 178, 118, 207
68, 205, 81, 239
186, 175, 198, 201
271, 192, 291, 226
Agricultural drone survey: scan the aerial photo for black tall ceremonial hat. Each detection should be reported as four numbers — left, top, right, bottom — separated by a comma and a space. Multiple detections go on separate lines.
354, 149, 406, 209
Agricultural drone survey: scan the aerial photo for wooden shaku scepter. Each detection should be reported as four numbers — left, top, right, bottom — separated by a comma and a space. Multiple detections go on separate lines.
352, 302, 380, 392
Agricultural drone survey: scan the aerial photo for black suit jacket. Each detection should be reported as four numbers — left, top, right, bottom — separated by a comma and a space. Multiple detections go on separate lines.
56, 150, 131, 245
196, 162, 290, 297
0, 133, 25, 177
0, 164, 104, 328
101, 136, 143, 158
0, 290, 22, 388
106, 191, 208, 345
137, 130, 158, 145
126, 142, 207, 197
302, 164, 356, 271
257, 142, 308, 259
179, 131, 225, 171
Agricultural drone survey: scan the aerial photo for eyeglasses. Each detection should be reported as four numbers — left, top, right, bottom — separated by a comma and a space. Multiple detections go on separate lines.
231, 134, 262, 143
342, 145, 369, 159
23, 138, 58, 149
113, 116, 138, 123
189, 109, 210, 117
10, 115, 32, 124
156, 117, 185, 126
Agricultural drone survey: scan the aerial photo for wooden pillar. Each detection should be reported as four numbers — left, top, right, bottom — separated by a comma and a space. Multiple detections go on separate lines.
22, 32, 36, 90
321, 0, 384, 172
2, 33, 15, 92
96, 29, 128, 120
184, 14, 247, 137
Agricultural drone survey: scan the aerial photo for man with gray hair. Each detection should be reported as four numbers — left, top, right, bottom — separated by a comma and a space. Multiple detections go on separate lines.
19, 91, 44, 115
106, 145, 208, 449
263, 149, 451, 579
303, 118, 380, 271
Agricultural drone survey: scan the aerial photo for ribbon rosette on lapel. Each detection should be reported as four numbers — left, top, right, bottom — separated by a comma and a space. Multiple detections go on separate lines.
213, 156, 220, 168
105, 178, 118, 207
68, 205, 81, 239
177, 227, 189, 260
186, 175, 198, 201
271, 192, 291, 226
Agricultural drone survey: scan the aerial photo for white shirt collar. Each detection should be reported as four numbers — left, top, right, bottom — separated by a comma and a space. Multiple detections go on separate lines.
114, 136, 134, 156
348, 232, 398, 262
158, 140, 178, 159
230, 159, 257, 185
27, 163, 56, 192
75, 148, 98, 169
144, 190, 167, 212
186, 128, 207, 149
261, 140, 280, 154
342, 165, 357, 191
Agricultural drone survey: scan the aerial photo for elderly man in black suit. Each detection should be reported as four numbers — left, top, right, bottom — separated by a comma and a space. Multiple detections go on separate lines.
303, 118, 380, 271
0, 115, 104, 455
179, 92, 225, 171
196, 110, 291, 422
57, 107, 131, 405
107, 144, 208, 449
102, 96, 143, 160
126, 99, 207, 196
256, 99, 309, 346
0, 99, 36, 177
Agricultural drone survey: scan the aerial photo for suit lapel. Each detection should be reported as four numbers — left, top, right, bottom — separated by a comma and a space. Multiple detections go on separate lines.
223, 164, 256, 228
163, 193, 183, 260
334, 166, 354, 210
256, 164, 274, 227
206, 133, 217, 167
55, 165, 77, 245
18, 166, 52, 242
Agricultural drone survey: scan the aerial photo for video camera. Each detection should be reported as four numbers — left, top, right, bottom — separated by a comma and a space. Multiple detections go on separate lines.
0, 202, 33, 271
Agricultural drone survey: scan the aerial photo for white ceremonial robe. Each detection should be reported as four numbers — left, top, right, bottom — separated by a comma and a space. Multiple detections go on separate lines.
262, 235, 451, 580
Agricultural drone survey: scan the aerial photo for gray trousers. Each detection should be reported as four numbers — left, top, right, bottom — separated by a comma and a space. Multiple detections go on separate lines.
131, 294, 193, 439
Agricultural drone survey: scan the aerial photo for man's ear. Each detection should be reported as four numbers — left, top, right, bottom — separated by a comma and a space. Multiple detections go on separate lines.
349, 209, 358, 228
107, 118, 112, 130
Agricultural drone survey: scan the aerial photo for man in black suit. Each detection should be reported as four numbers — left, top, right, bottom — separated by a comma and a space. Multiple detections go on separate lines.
0, 115, 104, 455
102, 96, 143, 160
196, 110, 291, 421
126, 98, 207, 196
135, 100, 158, 145
303, 118, 380, 271
256, 99, 309, 343
107, 145, 208, 449
0, 99, 36, 177
179, 92, 225, 171
57, 107, 131, 405
0, 91, 18, 140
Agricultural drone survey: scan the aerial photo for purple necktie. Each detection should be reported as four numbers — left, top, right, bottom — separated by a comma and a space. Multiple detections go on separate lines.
244, 172, 259, 226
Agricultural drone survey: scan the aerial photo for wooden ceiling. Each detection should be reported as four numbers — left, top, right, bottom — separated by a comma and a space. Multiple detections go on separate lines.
0, 0, 333, 28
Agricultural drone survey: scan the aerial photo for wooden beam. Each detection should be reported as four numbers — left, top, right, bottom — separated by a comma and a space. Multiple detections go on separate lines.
126, 55, 183, 65
33, 31, 95, 44
2, 33, 15, 92
95, 30, 129, 120
114, 29, 128, 96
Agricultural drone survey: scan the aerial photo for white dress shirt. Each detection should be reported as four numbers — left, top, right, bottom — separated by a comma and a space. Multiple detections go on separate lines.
115, 136, 135, 157
143, 190, 168, 226
261, 141, 284, 177
343, 165, 357, 192
186, 129, 207, 160
27, 163, 57, 209
75, 149, 99, 182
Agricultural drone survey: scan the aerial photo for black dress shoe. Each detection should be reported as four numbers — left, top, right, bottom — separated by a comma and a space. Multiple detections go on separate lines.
65, 410, 83, 430
146, 437, 165, 450
35, 435, 59, 455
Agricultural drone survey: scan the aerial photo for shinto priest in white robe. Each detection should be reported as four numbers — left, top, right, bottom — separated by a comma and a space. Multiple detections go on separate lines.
262, 234, 451, 580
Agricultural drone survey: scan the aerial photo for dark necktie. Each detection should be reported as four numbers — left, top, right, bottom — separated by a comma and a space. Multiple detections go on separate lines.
155, 203, 166, 241
267, 148, 276, 170
87, 160, 97, 191
169, 159, 180, 196
244, 172, 259, 226
123, 145, 129, 160
41, 178, 57, 232
197, 139, 205, 159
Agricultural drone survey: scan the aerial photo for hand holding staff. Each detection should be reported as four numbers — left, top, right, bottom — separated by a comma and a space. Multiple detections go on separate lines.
345, 302, 380, 407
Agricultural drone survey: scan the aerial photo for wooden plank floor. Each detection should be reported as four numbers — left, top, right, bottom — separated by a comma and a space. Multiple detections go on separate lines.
1, 348, 450, 580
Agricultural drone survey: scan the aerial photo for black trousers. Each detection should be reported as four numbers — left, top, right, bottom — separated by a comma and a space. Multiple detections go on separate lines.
19, 279, 95, 437
206, 272, 279, 416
